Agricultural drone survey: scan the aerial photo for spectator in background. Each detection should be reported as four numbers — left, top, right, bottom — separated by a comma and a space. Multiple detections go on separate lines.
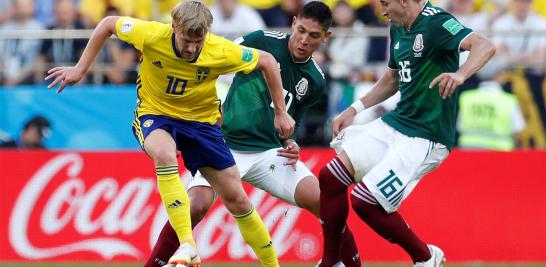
280, 0, 304, 26
210, 0, 265, 37
97, 6, 138, 84
34, 0, 87, 82
352, 0, 380, 25
240, 0, 290, 27
450, 0, 506, 91
33, 0, 55, 26
447, 0, 507, 31
533, 0, 545, 18
0, 0, 13, 25
326, 0, 368, 120
492, 0, 546, 142
457, 71, 525, 151
132, 0, 180, 22
323, 0, 381, 25
0, 0, 44, 86
493, 0, 546, 72
0, 115, 51, 149
78, 0, 133, 27
349, 0, 389, 67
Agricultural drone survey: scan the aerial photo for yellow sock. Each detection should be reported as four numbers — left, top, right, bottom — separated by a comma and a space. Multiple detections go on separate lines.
234, 207, 279, 267
156, 165, 194, 246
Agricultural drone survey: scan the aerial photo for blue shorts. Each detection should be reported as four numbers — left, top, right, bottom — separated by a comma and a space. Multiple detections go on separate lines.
132, 114, 235, 176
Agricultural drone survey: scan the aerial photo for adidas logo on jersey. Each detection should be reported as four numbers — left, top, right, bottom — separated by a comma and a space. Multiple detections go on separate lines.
394, 41, 400, 50
422, 6, 440, 16
168, 199, 183, 208
152, 60, 163, 68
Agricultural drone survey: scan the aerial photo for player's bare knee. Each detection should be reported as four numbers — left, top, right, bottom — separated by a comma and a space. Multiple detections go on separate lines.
148, 146, 177, 166
190, 202, 209, 227
223, 194, 252, 215
188, 186, 215, 227
295, 177, 320, 217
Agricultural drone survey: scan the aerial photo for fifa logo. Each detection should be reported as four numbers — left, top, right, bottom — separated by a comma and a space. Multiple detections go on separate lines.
196, 67, 210, 82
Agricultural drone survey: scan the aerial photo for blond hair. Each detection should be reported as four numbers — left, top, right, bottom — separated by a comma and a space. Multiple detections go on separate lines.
171, 0, 213, 37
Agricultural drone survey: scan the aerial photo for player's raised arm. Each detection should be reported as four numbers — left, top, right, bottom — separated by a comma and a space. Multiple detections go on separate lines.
255, 49, 295, 139
46, 16, 120, 93
332, 68, 399, 137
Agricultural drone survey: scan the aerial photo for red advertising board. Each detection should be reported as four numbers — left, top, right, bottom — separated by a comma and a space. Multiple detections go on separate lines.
0, 150, 545, 263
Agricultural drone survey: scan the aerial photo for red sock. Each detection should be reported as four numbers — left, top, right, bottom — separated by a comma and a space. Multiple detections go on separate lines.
319, 157, 354, 266
340, 226, 361, 267
350, 183, 430, 263
145, 222, 180, 267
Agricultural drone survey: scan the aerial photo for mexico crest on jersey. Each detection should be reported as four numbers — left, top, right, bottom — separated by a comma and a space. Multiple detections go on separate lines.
196, 67, 210, 82
295, 78, 309, 97
413, 33, 424, 57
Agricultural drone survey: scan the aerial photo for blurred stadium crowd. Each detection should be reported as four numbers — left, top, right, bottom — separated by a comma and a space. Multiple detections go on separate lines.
0, 0, 545, 149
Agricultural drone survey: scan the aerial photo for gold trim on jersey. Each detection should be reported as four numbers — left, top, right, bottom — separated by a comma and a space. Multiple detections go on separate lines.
135, 74, 143, 107
132, 110, 145, 149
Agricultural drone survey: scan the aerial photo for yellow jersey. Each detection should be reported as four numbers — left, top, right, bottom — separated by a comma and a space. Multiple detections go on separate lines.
115, 17, 259, 125
239, 0, 281, 10
323, 0, 369, 9
80, 0, 134, 26
534, 0, 546, 18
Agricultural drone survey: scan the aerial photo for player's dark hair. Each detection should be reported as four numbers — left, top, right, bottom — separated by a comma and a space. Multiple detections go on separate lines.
298, 1, 333, 30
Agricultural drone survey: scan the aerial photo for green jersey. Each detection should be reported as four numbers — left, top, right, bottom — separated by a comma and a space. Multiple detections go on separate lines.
222, 30, 326, 151
382, 2, 472, 150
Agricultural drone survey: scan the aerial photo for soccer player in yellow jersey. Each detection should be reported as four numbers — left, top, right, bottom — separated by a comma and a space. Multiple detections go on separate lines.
46, 1, 293, 266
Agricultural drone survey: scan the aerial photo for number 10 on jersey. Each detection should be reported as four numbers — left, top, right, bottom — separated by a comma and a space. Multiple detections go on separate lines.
166, 75, 188, 95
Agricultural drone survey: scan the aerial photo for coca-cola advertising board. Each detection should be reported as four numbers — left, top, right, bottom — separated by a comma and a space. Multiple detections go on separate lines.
1, 150, 545, 263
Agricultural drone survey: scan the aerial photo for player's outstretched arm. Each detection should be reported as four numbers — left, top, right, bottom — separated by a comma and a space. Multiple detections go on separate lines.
332, 69, 399, 137
255, 49, 295, 140
429, 33, 496, 99
46, 16, 120, 93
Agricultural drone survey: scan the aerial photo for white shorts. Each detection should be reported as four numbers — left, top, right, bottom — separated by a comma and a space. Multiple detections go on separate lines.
331, 119, 449, 213
187, 148, 314, 205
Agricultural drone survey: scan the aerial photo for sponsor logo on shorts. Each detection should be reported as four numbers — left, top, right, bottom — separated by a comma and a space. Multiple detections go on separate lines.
334, 131, 345, 142
143, 119, 154, 128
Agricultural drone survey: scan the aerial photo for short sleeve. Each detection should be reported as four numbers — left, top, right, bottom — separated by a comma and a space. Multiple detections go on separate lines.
237, 30, 264, 48
429, 14, 473, 52
387, 26, 398, 69
115, 16, 153, 51
220, 39, 260, 75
